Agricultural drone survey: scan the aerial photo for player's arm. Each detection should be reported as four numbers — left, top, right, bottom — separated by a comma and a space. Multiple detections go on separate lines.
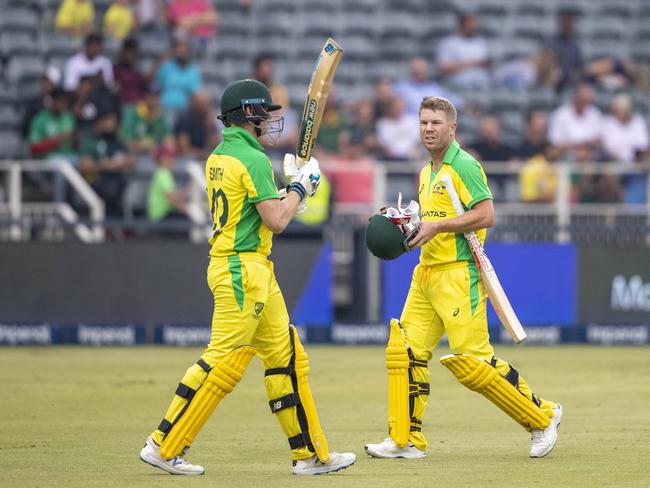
255, 191, 302, 234
409, 199, 494, 248
256, 157, 321, 234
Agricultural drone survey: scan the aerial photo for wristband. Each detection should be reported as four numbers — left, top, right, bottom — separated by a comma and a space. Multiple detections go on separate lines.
287, 182, 306, 201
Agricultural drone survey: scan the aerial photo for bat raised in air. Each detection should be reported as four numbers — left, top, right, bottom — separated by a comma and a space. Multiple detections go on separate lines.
295, 38, 343, 167
440, 173, 528, 343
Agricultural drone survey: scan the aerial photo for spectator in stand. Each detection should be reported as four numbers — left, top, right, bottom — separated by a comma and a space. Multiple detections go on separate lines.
72, 72, 121, 139
437, 12, 490, 89
315, 96, 346, 156
376, 96, 420, 161
147, 147, 188, 226
104, 0, 136, 43
571, 144, 622, 203
344, 98, 379, 157
468, 115, 514, 162
175, 90, 219, 161
548, 83, 602, 157
63, 33, 115, 92
135, 0, 165, 29
155, 37, 203, 119
519, 144, 560, 203
600, 94, 649, 163
55, 0, 95, 37
79, 112, 135, 216
544, 8, 582, 92
515, 109, 549, 159
113, 38, 150, 106
252, 53, 288, 105
393, 57, 463, 115
22, 67, 62, 137
29, 88, 76, 160
167, 0, 219, 52
120, 84, 173, 163
327, 130, 375, 205
372, 76, 394, 122
601, 94, 650, 204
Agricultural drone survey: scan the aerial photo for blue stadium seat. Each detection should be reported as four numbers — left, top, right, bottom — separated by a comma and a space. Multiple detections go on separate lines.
0, 32, 39, 57
0, 130, 24, 158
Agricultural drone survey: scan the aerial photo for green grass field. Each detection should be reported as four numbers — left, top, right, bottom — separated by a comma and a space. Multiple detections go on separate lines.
2, 346, 649, 487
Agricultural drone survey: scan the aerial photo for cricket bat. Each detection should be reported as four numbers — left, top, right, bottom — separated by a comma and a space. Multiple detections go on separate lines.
440, 174, 528, 343
295, 38, 343, 167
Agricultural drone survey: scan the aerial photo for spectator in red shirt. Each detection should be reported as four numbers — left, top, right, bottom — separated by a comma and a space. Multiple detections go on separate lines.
167, 0, 219, 52
327, 130, 375, 206
113, 38, 150, 106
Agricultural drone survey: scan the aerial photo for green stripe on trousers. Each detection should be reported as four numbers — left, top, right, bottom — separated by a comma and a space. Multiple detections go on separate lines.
227, 254, 245, 311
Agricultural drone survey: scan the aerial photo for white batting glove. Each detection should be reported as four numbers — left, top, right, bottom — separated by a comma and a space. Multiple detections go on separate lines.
296, 157, 321, 197
283, 153, 299, 182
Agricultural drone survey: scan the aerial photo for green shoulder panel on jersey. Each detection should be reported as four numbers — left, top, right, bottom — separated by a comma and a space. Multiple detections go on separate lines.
214, 128, 278, 203
450, 148, 493, 209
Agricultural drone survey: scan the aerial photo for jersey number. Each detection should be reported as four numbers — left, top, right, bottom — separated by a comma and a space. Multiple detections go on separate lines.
210, 188, 229, 237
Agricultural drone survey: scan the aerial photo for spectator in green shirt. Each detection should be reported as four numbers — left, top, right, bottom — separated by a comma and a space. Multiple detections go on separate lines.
29, 88, 76, 159
79, 112, 135, 216
120, 85, 175, 165
147, 146, 189, 227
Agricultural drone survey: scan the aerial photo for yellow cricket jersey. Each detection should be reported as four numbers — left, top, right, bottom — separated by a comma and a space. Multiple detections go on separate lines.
418, 139, 492, 267
205, 127, 279, 257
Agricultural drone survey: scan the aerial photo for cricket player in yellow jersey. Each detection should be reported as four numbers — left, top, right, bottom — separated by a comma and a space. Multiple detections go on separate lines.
139, 79, 356, 476
365, 96, 562, 459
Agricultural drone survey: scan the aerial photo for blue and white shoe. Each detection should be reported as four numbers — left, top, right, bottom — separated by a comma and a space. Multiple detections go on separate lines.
530, 403, 563, 458
139, 436, 204, 475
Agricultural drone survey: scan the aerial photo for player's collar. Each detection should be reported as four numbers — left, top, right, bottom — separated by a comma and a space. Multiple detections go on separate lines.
442, 139, 460, 164
222, 126, 264, 151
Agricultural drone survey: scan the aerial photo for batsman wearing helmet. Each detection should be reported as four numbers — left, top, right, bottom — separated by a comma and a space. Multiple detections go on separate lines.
139, 79, 356, 476
365, 96, 562, 459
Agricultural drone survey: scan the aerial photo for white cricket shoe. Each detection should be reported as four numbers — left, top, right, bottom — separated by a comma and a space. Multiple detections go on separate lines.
139, 436, 205, 475
364, 437, 426, 459
530, 403, 563, 458
292, 452, 356, 475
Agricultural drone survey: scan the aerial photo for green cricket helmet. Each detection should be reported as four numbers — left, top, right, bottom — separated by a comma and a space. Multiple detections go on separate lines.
219, 79, 281, 116
219, 79, 283, 139
365, 214, 412, 260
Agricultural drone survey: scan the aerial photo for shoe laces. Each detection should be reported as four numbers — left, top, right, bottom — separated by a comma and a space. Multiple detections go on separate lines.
531, 430, 544, 442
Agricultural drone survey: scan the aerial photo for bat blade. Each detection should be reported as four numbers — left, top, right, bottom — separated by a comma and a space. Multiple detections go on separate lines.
295, 38, 343, 166
440, 174, 527, 344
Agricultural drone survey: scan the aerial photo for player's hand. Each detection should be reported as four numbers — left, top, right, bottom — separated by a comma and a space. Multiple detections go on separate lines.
407, 221, 440, 248
296, 157, 321, 197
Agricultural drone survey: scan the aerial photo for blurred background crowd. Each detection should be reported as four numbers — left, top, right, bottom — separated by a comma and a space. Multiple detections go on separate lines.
2, 0, 650, 233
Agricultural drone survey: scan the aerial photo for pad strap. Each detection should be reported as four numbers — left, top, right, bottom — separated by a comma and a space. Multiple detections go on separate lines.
196, 358, 212, 372
265, 365, 294, 377
409, 382, 430, 397
288, 433, 311, 450
175, 382, 196, 399
269, 393, 301, 413
158, 419, 173, 434
410, 417, 422, 432
410, 358, 428, 368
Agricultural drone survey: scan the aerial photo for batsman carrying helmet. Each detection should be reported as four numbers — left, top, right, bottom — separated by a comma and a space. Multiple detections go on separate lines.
365, 96, 562, 459
139, 79, 356, 476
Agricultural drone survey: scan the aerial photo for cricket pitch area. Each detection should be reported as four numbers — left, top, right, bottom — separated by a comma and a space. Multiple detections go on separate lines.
2, 345, 648, 487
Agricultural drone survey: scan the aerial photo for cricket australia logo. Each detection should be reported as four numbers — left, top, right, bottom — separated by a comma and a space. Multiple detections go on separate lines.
431, 181, 447, 195
254, 302, 265, 319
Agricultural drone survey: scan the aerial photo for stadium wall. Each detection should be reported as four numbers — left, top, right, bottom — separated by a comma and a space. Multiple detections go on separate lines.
0, 242, 648, 346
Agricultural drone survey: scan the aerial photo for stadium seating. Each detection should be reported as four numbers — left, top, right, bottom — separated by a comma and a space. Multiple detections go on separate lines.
0, 0, 649, 158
